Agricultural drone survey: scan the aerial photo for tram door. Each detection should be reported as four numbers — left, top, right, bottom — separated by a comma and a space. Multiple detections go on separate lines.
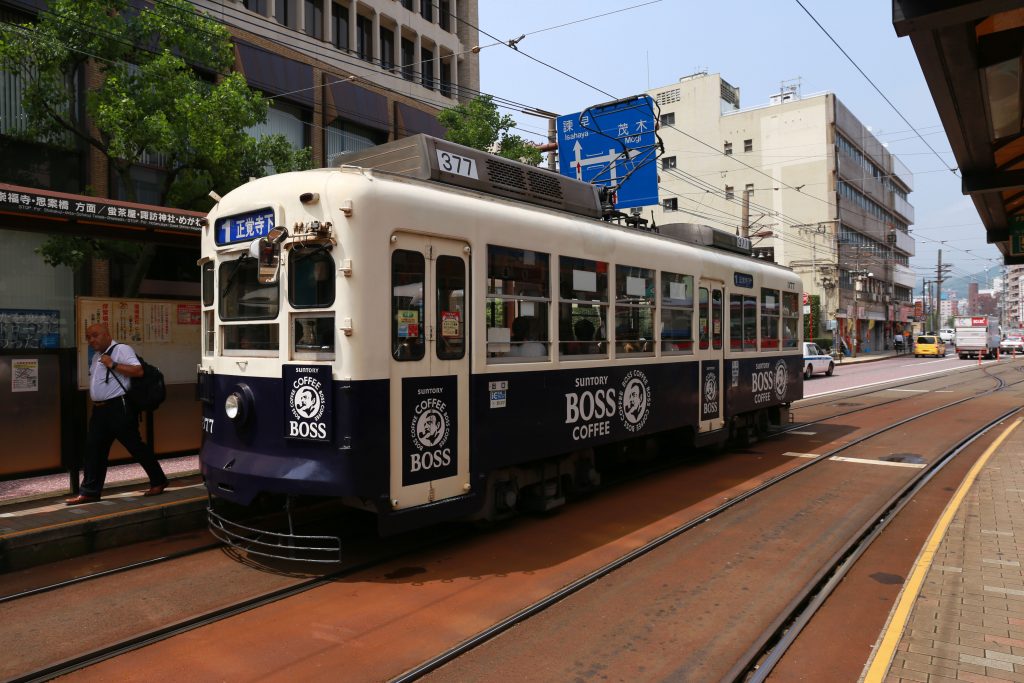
696, 282, 725, 433
388, 232, 470, 511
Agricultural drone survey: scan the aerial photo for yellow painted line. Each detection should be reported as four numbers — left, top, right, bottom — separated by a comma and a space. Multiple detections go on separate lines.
862, 417, 1023, 683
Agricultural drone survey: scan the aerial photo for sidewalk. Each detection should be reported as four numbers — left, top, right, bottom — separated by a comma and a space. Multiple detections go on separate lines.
0, 454, 200, 505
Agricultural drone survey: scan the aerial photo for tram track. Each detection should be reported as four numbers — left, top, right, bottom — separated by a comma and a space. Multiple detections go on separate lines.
7, 363, 1024, 682
392, 363, 1024, 680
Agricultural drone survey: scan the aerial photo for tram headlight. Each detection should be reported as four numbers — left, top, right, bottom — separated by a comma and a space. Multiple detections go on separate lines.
225, 392, 243, 420
224, 383, 254, 425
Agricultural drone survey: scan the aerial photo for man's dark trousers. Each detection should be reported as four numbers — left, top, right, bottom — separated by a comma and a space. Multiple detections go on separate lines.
81, 399, 167, 498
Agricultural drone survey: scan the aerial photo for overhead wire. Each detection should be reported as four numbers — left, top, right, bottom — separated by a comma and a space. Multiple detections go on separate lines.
792, 0, 958, 177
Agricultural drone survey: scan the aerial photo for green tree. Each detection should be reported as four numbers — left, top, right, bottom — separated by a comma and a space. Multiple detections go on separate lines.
0, 0, 311, 291
438, 95, 542, 166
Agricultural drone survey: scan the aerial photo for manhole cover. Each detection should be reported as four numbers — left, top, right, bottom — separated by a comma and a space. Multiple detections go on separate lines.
880, 453, 926, 464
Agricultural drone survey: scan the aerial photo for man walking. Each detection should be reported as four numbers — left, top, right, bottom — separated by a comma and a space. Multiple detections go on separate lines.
66, 323, 168, 505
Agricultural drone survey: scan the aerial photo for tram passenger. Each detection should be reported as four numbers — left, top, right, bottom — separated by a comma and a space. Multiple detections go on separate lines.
66, 323, 168, 505
572, 318, 596, 354
506, 316, 546, 357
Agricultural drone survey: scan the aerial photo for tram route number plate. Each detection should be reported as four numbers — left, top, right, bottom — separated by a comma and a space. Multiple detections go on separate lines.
489, 380, 508, 409
436, 149, 479, 179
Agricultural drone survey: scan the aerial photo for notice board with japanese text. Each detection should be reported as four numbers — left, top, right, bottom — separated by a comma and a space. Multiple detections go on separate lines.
76, 297, 201, 389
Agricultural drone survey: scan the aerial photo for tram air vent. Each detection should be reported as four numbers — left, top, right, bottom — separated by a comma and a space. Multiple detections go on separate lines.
333, 134, 600, 219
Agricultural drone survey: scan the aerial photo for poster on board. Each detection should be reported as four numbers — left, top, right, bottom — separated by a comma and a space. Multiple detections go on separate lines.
76, 297, 201, 389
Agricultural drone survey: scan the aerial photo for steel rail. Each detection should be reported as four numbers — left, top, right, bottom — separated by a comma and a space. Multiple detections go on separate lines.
13, 366, 1023, 681
0, 540, 222, 605
390, 367, 1021, 681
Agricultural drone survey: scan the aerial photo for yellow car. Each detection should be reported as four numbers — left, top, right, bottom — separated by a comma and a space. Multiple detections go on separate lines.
914, 335, 946, 358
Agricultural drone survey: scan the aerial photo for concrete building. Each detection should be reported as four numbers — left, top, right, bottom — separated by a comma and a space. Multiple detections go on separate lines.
647, 73, 916, 354
1008, 265, 1024, 330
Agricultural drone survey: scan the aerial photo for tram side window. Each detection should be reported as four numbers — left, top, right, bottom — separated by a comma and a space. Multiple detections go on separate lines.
392, 250, 425, 361
559, 256, 608, 357
660, 271, 693, 354
202, 262, 213, 307
436, 255, 465, 360
289, 247, 335, 308
293, 315, 334, 355
729, 294, 757, 351
201, 261, 214, 355
761, 288, 780, 350
781, 291, 799, 348
615, 265, 654, 355
485, 245, 550, 361
698, 288, 709, 350
712, 289, 723, 350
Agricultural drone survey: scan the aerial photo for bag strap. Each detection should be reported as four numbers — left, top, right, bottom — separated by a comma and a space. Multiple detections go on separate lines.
104, 343, 128, 394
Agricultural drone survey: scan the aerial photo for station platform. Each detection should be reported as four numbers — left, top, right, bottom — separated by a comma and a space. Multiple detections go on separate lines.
864, 415, 1024, 682
0, 455, 207, 572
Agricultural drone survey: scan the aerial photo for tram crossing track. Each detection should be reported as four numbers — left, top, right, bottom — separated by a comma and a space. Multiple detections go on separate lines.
5, 362, 1024, 681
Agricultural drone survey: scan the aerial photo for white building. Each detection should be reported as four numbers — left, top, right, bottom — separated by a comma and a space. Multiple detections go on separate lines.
646, 73, 915, 353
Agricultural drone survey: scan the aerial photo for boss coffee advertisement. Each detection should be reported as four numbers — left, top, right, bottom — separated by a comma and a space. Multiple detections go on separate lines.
283, 365, 333, 442
403, 375, 459, 486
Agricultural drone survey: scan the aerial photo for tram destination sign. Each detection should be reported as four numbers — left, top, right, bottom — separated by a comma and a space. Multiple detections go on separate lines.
0, 183, 203, 234
215, 208, 277, 245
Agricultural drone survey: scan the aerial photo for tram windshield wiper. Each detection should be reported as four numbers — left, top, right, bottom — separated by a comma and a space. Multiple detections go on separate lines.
220, 254, 253, 299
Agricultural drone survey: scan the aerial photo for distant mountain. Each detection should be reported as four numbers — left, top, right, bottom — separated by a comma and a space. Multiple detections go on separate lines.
918, 265, 1003, 300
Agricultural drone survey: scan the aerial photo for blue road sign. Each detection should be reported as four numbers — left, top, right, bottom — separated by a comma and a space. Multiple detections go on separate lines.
556, 95, 659, 210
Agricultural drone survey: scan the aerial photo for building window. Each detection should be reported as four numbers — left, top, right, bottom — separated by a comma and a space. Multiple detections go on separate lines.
243, 0, 268, 15
400, 0, 412, 8
331, 3, 348, 51
663, 197, 678, 211
380, 26, 395, 70
420, 0, 433, 22
661, 156, 676, 170
744, 138, 753, 152
356, 14, 372, 61
440, 60, 452, 97
725, 185, 734, 200
724, 141, 732, 155
400, 37, 415, 81
439, 0, 451, 31
325, 118, 386, 165
304, 0, 323, 39
660, 112, 675, 126
421, 47, 434, 89
275, 0, 298, 29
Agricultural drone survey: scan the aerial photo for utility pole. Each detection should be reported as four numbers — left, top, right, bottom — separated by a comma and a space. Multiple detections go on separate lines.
935, 250, 952, 331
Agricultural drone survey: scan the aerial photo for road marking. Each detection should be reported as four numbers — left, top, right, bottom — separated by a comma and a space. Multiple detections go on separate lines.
787, 431, 817, 435
802, 362, 992, 399
862, 417, 1023, 683
782, 452, 926, 468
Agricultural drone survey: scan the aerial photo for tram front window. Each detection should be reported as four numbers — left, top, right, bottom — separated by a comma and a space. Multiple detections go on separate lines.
219, 256, 280, 320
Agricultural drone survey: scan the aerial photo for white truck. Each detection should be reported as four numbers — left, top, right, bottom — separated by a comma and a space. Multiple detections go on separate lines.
954, 316, 1000, 359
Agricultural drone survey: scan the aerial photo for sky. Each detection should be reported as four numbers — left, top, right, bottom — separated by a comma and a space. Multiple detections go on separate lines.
475, 0, 1004, 290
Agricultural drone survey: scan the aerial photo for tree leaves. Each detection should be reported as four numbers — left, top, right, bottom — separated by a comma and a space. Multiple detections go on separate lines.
438, 95, 542, 166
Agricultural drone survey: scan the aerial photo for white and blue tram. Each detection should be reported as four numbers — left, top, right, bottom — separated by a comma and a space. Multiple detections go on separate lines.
198, 135, 803, 553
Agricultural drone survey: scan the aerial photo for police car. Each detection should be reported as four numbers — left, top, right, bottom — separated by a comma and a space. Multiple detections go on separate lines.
802, 341, 835, 379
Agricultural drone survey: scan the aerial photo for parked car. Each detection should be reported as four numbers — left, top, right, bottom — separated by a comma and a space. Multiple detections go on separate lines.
802, 341, 835, 378
939, 328, 955, 343
1000, 336, 1024, 354
914, 335, 946, 358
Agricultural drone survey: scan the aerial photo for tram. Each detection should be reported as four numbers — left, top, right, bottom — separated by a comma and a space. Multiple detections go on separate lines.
197, 134, 803, 557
